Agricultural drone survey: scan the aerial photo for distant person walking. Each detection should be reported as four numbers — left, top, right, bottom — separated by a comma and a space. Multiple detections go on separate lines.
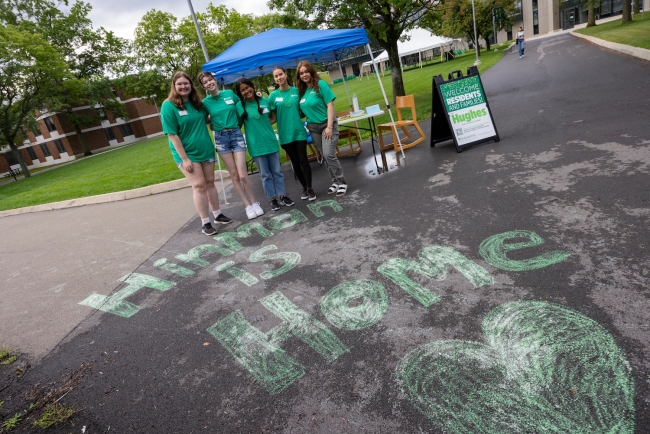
161, 71, 232, 236
269, 66, 316, 201
198, 72, 263, 221
296, 60, 348, 197
516, 27, 525, 58
235, 78, 295, 211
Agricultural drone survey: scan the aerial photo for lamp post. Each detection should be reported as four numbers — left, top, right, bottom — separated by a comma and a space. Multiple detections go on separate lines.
471, 0, 482, 65
187, 0, 210, 62
186, 0, 229, 203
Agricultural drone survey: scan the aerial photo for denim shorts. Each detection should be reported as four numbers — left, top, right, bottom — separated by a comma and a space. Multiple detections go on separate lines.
215, 128, 247, 155
176, 158, 216, 169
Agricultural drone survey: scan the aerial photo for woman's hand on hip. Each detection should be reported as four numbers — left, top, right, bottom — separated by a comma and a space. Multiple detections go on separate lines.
324, 126, 332, 140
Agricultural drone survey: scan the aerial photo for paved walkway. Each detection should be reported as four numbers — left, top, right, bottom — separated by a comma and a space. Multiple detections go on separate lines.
1, 33, 649, 432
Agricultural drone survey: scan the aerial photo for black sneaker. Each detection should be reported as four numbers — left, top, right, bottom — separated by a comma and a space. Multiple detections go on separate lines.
271, 199, 281, 211
300, 188, 309, 200
280, 195, 295, 207
202, 223, 217, 236
214, 213, 233, 224
307, 188, 317, 201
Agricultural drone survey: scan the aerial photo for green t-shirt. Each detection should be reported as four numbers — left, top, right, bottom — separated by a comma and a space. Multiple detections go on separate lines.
237, 97, 280, 158
268, 87, 307, 145
202, 90, 241, 131
299, 79, 336, 124
161, 100, 214, 163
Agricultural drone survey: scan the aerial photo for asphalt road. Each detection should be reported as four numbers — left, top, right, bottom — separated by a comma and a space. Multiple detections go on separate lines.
2, 34, 649, 433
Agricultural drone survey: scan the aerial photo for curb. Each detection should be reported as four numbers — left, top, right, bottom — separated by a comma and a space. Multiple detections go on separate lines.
571, 32, 650, 62
0, 170, 231, 218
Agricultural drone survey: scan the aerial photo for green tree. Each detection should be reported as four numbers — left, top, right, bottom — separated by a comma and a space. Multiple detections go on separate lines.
267, 0, 439, 102
622, 0, 632, 24
428, 0, 513, 54
3, 0, 129, 156
0, 26, 69, 177
121, 5, 308, 104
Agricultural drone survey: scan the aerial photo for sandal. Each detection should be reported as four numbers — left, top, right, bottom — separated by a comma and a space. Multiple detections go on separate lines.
328, 183, 339, 194
336, 184, 348, 196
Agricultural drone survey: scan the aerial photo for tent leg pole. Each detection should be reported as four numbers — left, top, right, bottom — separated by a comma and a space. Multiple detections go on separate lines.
337, 61, 353, 109
367, 44, 405, 160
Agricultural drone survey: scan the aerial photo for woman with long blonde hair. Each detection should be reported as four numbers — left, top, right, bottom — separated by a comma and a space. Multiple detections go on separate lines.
198, 72, 263, 220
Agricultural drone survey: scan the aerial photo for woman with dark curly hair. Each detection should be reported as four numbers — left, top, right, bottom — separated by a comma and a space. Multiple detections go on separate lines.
235, 78, 294, 211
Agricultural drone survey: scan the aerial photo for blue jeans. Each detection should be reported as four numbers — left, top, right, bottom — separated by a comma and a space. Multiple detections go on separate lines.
517, 39, 525, 56
253, 152, 285, 199
215, 129, 246, 154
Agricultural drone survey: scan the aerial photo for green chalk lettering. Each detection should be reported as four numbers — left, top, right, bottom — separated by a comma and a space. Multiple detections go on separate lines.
378, 246, 493, 307
214, 222, 273, 251
395, 301, 635, 433
267, 209, 308, 230
307, 200, 343, 217
207, 311, 305, 395
479, 230, 570, 271
378, 258, 442, 307
153, 258, 195, 277
320, 280, 388, 330
420, 246, 494, 288
175, 244, 233, 268
215, 261, 259, 287
249, 245, 301, 280
260, 292, 350, 362
79, 273, 175, 318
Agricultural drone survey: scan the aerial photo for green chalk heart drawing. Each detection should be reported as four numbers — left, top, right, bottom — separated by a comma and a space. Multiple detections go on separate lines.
396, 301, 635, 433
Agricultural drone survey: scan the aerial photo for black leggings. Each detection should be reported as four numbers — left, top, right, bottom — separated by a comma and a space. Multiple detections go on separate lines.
281, 140, 312, 189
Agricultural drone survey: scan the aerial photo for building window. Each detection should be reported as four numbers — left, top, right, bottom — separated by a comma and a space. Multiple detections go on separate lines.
104, 127, 116, 141
43, 117, 57, 132
53, 139, 66, 153
4, 152, 18, 166
98, 110, 107, 121
532, 0, 539, 34
111, 89, 119, 98
118, 123, 134, 137
39, 143, 52, 157
26, 146, 37, 160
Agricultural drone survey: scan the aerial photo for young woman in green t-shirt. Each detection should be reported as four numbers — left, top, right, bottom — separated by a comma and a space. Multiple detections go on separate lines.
198, 72, 263, 221
160, 71, 232, 236
297, 60, 347, 197
269, 66, 315, 201
235, 78, 295, 212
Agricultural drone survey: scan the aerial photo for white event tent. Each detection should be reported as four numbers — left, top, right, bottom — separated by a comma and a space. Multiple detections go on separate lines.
362, 28, 460, 72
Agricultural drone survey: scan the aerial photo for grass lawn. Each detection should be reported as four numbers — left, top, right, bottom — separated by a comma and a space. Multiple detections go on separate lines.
0, 44, 509, 211
328, 44, 509, 137
0, 137, 181, 211
575, 15, 650, 49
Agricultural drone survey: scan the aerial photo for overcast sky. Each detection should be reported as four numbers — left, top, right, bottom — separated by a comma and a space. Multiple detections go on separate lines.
84, 0, 272, 40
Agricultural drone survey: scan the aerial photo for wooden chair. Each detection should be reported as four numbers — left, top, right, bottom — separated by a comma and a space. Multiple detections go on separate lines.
377, 95, 426, 152
335, 110, 362, 157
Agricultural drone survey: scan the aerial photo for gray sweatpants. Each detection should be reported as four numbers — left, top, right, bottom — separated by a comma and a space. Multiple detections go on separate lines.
307, 120, 347, 185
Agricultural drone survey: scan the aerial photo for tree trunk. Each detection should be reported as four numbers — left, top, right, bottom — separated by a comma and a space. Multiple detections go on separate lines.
485, 37, 492, 51
386, 40, 406, 103
587, 1, 597, 27
73, 119, 93, 156
622, 0, 633, 24
8, 143, 31, 178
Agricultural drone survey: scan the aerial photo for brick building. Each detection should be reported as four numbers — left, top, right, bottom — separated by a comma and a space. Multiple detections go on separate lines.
1, 90, 163, 176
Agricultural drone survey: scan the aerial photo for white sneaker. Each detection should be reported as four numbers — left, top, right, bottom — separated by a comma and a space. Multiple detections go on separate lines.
252, 202, 264, 216
245, 205, 257, 220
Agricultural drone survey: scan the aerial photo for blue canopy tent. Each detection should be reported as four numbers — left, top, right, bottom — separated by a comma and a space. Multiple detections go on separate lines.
202, 27, 405, 158
203, 28, 369, 84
